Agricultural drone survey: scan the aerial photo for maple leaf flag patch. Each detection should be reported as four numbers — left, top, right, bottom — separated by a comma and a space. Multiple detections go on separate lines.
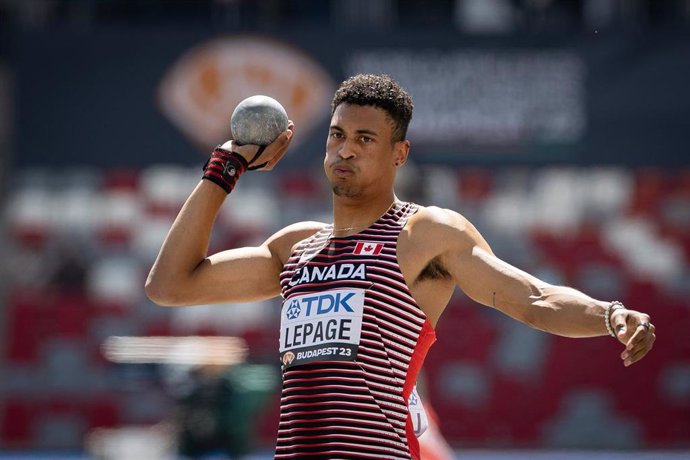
353, 241, 384, 256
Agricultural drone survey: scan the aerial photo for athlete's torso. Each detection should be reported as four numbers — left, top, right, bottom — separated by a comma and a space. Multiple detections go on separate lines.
276, 201, 436, 460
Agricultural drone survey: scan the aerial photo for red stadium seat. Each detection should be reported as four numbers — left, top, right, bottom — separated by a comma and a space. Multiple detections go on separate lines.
0, 400, 34, 445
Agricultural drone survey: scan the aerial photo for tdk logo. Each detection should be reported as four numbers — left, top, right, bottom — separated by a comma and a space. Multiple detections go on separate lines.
286, 292, 356, 319
286, 300, 301, 320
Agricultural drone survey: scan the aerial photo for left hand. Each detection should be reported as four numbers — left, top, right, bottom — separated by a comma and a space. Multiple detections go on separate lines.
611, 308, 656, 367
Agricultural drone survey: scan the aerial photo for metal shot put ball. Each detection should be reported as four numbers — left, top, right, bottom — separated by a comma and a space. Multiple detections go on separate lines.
230, 95, 289, 146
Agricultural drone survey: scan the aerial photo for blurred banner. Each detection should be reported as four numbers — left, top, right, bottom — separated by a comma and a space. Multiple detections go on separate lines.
157, 36, 335, 150
348, 50, 586, 147
9, 28, 690, 168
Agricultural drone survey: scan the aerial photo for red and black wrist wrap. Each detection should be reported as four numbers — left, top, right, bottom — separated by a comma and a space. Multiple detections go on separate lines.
202, 147, 249, 194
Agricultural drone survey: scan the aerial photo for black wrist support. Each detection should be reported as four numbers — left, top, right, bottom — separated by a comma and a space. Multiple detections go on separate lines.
202, 147, 248, 194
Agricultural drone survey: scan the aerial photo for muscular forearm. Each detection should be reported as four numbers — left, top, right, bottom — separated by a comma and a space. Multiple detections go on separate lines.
527, 284, 609, 338
458, 246, 611, 338
527, 282, 656, 366
145, 180, 226, 304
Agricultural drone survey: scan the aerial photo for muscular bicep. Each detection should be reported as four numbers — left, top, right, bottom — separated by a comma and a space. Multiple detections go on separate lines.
440, 215, 545, 326
184, 221, 324, 305
190, 244, 284, 304
147, 221, 324, 307
425, 209, 607, 336
452, 247, 544, 320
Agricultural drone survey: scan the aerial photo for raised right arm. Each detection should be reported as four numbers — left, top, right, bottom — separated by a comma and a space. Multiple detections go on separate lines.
144, 124, 321, 306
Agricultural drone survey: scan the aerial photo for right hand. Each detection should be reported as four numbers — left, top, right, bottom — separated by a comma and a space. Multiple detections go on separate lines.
220, 120, 294, 171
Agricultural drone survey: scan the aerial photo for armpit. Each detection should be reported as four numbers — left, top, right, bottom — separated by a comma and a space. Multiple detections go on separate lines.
416, 256, 452, 283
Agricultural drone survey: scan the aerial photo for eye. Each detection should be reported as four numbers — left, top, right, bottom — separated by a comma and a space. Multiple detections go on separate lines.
359, 136, 373, 143
329, 131, 343, 139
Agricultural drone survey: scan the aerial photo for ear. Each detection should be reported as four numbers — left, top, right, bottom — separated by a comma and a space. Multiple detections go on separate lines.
393, 140, 410, 167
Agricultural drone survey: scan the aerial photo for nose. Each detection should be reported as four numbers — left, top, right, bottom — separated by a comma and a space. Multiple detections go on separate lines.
337, 139, 356, 160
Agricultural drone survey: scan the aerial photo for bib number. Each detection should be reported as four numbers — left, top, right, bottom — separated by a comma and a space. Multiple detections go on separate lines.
279, 289, 364, 368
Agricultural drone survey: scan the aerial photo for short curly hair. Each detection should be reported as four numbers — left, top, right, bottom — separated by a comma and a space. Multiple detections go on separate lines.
331, 74, 413, 143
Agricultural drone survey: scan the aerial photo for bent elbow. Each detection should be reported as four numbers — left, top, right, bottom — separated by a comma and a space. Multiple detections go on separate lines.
145, 277, 181, 307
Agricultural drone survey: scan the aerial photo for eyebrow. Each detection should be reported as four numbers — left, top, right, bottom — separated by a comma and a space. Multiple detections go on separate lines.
329, 125, 380, 137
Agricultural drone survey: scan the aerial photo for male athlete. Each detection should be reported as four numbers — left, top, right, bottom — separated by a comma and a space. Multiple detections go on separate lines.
146, 74, 656, 459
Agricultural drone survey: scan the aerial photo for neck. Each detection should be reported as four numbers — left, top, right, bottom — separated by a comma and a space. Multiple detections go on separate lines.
331, 191, 397, 235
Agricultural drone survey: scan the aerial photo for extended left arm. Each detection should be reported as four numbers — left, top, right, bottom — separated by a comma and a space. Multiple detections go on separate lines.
438, 209, 656, 366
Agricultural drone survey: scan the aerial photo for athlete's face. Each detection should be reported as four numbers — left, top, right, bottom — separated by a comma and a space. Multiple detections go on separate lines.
324, 103, 409, 199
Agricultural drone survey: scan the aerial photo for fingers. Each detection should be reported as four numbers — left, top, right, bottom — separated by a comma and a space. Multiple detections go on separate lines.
257, 123, 294, 171
621, 331, 655, 366
262, 144, 290, 171
224, 121, 294, 171
611, 309, 631, 343
619, 317, 656, 367
612, 309, 648, 342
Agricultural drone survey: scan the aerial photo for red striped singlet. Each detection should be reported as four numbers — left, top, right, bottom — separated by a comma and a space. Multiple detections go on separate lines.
276, 201, 437, 459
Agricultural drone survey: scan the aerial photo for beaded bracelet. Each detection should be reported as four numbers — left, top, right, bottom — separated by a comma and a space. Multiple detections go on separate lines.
605, 301, 626, 337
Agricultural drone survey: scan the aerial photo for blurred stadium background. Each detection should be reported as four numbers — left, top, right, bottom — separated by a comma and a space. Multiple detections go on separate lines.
0, 0, 689, 458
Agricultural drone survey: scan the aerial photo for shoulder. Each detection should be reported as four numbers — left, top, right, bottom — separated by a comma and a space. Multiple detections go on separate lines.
268, 220, 328, 241
404, 205, 488, 254
265, 221, 328, 263
407, 205, 471, 238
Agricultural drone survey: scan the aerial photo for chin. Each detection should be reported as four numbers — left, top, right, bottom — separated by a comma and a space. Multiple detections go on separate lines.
332, 184, 361, 199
